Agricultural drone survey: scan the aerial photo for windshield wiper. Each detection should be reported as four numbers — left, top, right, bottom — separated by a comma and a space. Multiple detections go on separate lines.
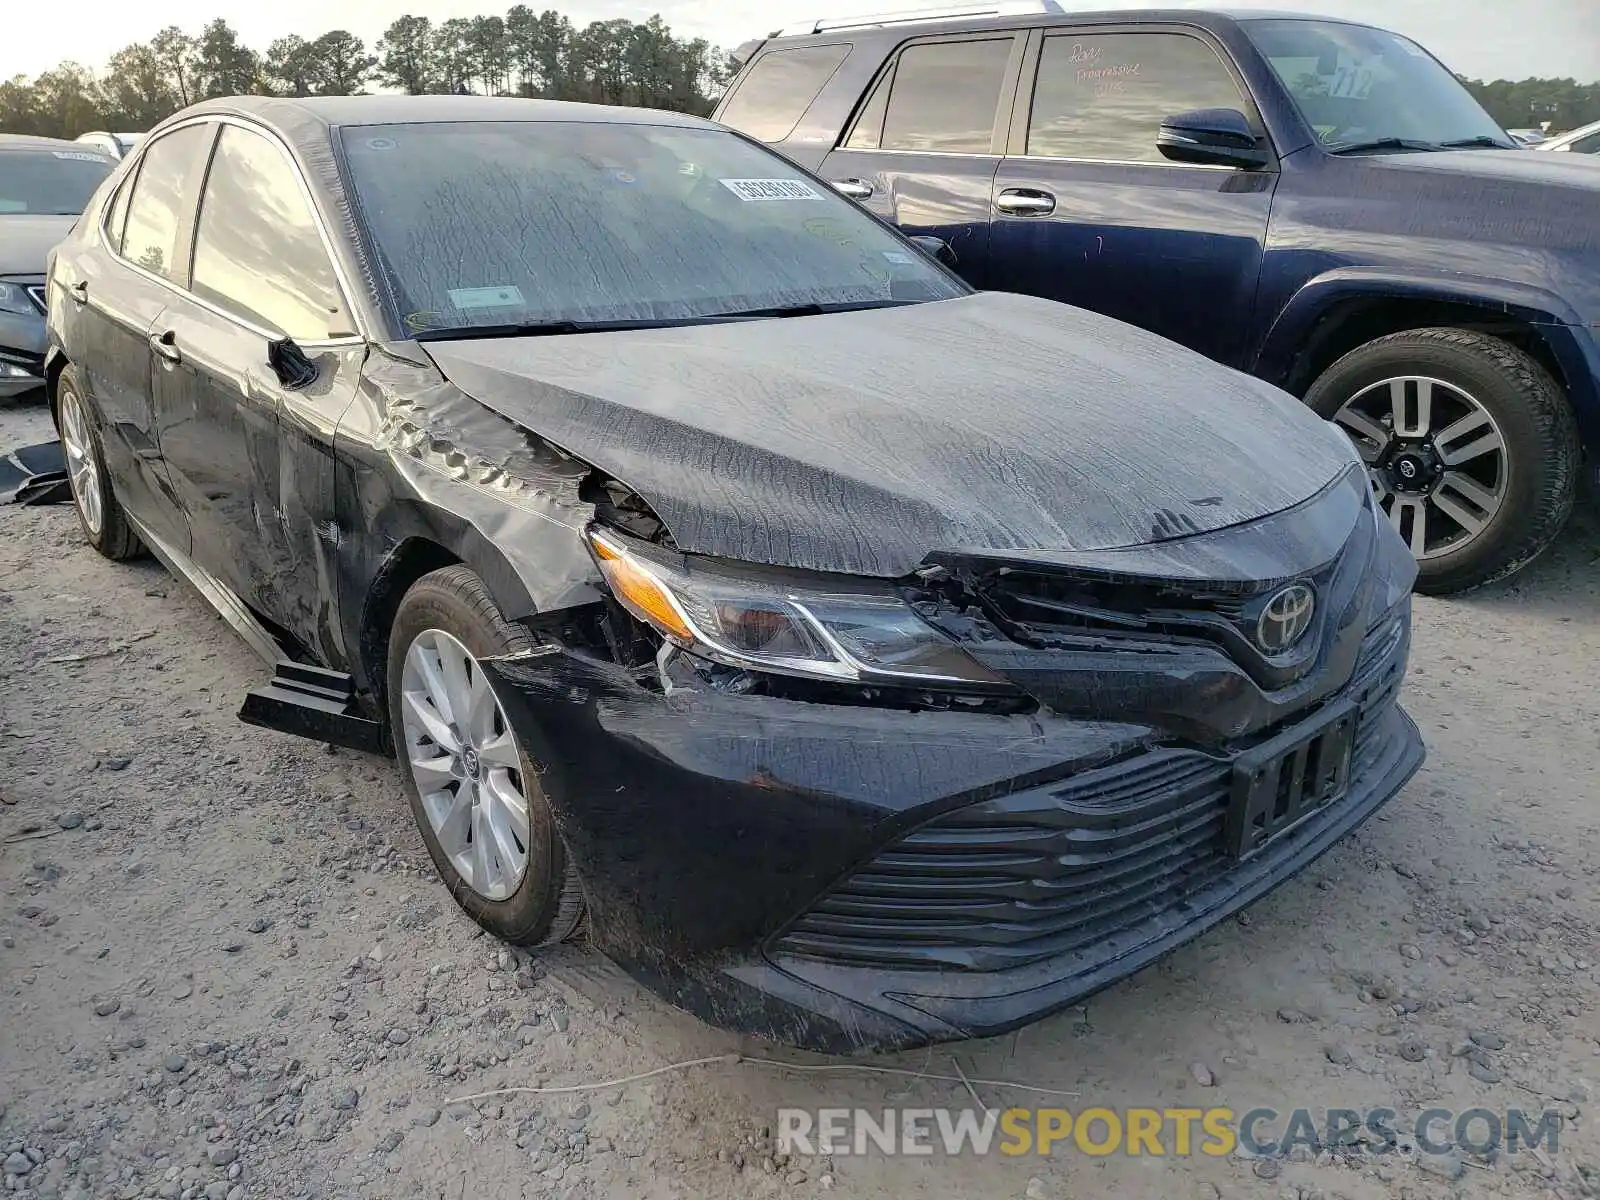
414, 317, 690, 341
700, 299, 917, 320
1328, 138, 1443, 155
1437, 135, 1518, 149
414, 299, 920, 341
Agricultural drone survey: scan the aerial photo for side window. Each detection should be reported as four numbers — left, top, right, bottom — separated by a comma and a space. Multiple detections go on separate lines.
719, 44, 852, 143
1570, 132, 1600, 154
190, 125, 351, 342
1028, 33, 1250, 163
104, 172, 135, 253
845, 64, 894, 149
120, 124, 216, 283
871, 38, 1015, 154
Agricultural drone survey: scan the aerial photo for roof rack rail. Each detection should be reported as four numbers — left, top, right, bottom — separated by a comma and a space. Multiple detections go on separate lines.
778, 0, 1066, 36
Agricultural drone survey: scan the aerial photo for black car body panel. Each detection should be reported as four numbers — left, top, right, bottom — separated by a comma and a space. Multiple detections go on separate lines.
45, 94, 1423, 1053
421, 290, 1354, 577
0, 214, 80, 274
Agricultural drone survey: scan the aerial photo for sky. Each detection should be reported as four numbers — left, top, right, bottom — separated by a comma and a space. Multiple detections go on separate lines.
3, 0, 1597, 85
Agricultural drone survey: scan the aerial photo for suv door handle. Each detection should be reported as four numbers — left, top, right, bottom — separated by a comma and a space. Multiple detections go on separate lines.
148, 330, 182, 366
68, 281, 89, 305
831, 179, 874, 200
996, 189, 1056, 215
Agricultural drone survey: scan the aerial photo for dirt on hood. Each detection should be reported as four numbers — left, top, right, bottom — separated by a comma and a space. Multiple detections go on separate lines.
422, 290, 1356, 577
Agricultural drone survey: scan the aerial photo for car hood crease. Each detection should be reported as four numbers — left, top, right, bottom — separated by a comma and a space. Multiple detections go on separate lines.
422, 291, 1354, 577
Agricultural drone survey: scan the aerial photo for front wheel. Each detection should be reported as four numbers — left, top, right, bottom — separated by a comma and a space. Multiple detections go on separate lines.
1305, 328, 1580, 594
386, 566, 585, 947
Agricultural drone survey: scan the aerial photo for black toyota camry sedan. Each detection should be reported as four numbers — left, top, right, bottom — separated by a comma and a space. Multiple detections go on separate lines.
45, 95, 1423, 1053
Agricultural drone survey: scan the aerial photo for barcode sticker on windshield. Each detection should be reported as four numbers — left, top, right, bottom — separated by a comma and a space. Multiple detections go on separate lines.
449, 286, 524, 309
52, 151, 111, 163
719, 178, 821, 202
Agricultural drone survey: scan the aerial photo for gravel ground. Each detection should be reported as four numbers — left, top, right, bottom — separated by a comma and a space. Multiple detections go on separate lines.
2, 390, 1599, 1200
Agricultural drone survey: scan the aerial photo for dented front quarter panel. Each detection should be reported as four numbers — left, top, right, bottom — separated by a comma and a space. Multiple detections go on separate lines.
329, 344, 605, 700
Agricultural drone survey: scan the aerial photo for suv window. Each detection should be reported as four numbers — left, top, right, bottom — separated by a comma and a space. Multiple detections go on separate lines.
1247, 20, 1505, 151
190, 125, 349, 341
720, 45, 852, 142
1570, 132, 1600, 154
120, 124, 216, 283
851, 38, 1014, 154
1027, 33, 1249, 163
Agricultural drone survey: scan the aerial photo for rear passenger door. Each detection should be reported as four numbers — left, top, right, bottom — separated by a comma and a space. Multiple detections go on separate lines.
988, 27, 1276, 366
818, 34, 1025, 287
68, 122, 219, 554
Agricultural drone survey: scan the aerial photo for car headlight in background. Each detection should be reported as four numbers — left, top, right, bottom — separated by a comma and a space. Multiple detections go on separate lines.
585, 527, 1010, 690
0, 282, 37, 316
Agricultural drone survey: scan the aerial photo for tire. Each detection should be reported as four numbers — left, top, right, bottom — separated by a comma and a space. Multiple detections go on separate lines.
1304, 328, 1580, 595
386, 565, 585, 947
53, 365, 142, 561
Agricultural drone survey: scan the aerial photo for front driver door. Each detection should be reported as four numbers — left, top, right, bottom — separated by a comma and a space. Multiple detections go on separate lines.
988, 27, 1277, 367
150, 121, 363, 657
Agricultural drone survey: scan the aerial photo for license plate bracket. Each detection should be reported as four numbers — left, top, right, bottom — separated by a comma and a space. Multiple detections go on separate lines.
1225, 699, 1357, 860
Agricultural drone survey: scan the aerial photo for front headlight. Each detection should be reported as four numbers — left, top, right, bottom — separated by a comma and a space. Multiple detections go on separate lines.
0, 281, 36, 316
585, 527, 1011, 690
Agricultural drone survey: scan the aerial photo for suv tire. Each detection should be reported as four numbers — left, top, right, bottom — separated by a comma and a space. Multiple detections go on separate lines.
387, 565, 585, 947
1305, 328, 1579, 594
53, 365, 142, 561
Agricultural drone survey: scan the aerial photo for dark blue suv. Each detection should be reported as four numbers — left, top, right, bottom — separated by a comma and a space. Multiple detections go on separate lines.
714, 3, 1600, 593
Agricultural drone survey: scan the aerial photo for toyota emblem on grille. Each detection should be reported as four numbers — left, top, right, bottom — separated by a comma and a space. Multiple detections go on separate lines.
1257, 583, 1316, 653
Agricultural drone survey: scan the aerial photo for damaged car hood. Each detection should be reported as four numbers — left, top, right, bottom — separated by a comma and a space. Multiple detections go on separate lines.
423, 291, 1355, 577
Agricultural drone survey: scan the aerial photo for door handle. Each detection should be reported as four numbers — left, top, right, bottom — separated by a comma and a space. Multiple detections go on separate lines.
996, 189, 1057, 215
68, 281, 89, 305
148, 330, 182, 365
831, 179, 874, 200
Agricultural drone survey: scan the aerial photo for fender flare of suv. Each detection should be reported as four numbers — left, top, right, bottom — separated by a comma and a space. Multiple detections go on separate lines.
1255, 269, 1598, 425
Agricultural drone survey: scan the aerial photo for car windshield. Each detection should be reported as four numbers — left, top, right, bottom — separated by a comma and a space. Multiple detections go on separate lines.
338, 120, 965, 334
0, 149, 115, 215
1245, 19, 1513, 151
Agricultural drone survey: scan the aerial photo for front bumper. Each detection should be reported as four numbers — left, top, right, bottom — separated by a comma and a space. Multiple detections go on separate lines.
483, 606, 1422, 1055
0, 292, 48, 398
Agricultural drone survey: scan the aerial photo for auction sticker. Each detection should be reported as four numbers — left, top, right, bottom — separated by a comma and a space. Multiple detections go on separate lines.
719, 178, 821, 201
449, 286, 525, 309
53, 151, 110, 163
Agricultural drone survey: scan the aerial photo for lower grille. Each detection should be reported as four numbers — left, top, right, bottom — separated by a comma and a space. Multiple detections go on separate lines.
775, 611, 1409, 974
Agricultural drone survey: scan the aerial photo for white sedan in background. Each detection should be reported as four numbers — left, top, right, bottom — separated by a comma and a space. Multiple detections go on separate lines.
1538, 120, 1600, 154
73, 132, 143, 160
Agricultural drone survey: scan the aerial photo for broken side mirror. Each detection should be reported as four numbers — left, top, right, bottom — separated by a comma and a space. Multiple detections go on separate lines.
1157, 108, 1271, 170
909, 235, 958, 269
267, 338, 319, 391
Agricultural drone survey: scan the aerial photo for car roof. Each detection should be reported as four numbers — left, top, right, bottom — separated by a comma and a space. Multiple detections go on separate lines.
176, 93, 716, 132
763, 5, 1376, 42
0, 133, 105, 153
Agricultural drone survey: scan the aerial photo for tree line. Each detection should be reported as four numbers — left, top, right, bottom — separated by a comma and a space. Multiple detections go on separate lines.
0, 9, 736, 138
2, 11, 1596, 142
1460, 78, 1600, 135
